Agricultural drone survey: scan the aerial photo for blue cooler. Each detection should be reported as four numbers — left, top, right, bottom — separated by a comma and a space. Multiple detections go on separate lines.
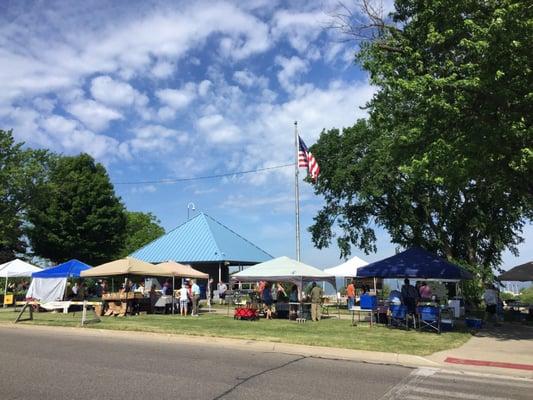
465, 318, 483, 329
360, 294, 377, 310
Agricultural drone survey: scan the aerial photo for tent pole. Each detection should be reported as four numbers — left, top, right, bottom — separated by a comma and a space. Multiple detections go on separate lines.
3, 278, 7, 308
172, 275, 175, 315
373, 277, 377, 294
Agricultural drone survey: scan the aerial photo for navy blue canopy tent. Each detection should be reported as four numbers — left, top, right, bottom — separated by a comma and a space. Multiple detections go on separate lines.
356, 247, 473, 281
32, 259, 91, 278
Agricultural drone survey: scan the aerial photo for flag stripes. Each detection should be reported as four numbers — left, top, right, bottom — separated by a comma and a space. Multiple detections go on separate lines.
298, 135, 320, 180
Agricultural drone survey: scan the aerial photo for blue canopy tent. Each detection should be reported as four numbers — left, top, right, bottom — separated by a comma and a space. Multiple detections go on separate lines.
32, 259, 91, 278
28, 260, 91, 303
357, 247, 473, 281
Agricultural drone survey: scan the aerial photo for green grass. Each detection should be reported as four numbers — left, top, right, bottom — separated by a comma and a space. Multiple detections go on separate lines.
0, 309, 470, 356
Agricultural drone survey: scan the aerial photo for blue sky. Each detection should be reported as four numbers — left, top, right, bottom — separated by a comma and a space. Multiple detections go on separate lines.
1, 0, 530, 270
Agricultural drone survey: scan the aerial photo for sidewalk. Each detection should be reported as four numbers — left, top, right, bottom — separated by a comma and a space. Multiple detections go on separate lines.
427, 323, 533, 378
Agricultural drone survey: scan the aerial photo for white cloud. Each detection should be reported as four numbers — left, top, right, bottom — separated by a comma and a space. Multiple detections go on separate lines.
67, 99, 122, 132
198, 80, 212, 97
271, 10, 325, 54
233, 70, 268, 88
151, 60, 175, 79
275, 55, 309, 92
41, 115, 78, 135
197, 114, 241, 144
0, 2, 272, 106
90, 75, 147, 108
126, 124, 188, 154
156, 83, 197, 110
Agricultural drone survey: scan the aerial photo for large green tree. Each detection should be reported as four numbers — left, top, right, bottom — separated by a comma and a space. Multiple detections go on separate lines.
0, 129, 51, 263
311, 0, 532, 279
119, 211, 165, 257
27, 154, 127, 265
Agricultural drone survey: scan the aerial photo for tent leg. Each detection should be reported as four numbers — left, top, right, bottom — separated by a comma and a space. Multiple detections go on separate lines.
3, 278, 7, 308
373, 277, 377, 294
172, 276, 175, 315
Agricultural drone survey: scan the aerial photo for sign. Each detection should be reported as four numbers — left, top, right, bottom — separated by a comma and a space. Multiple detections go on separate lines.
3, 293, 14, 305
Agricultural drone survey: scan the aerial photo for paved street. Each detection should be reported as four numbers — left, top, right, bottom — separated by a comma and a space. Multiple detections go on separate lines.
0, 325, 532, 400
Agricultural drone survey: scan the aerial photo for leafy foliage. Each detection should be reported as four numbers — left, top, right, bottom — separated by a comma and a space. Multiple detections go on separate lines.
520, 286, 533, 304
26, 154, 127, 265
119, 211, 165, 257
0, 129, 52, 263
310, 1, 532, 278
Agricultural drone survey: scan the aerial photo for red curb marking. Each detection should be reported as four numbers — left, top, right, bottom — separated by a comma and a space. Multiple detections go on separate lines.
445, 357, 533, 371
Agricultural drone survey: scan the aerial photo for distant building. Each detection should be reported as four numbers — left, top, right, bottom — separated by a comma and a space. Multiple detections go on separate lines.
131, 212, 272, 283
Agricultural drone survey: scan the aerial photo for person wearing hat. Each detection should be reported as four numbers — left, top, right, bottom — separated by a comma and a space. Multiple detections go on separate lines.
309, 282, 323, 321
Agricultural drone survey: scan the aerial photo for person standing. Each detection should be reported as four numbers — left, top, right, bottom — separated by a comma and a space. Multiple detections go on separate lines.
346, 279, 356, 310
218, 281, 227, 305
483, 283, 500, 326
401, 278, 419, 314
71, 282, 79, 298
178, 284, 190, 316
310, 282, 323, 322
418, 281, 432, 300
262, 282, 273, 319
191, 279, 201, 316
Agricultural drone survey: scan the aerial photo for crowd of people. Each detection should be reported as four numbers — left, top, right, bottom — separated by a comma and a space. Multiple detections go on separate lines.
249, 280, 325, 321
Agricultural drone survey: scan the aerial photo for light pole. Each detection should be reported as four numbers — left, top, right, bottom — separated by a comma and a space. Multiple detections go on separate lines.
187, 202, 196, 220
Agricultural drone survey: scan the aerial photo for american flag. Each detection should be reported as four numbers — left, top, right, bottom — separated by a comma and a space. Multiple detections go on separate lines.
298, 136, 320, 181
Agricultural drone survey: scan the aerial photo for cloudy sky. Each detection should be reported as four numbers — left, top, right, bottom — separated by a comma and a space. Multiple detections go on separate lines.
1, 0, 530, 269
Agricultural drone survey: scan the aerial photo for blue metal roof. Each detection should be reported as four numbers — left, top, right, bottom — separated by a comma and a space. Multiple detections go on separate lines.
131, 213, 273, 264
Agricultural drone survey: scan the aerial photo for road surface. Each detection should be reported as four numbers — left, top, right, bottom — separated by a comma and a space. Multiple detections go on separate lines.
0, 325, 531, 399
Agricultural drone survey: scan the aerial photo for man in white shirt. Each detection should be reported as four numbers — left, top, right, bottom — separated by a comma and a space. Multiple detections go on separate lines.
218, 282, 227, 305
483, 283, 500, 326
191, 280, 201, 316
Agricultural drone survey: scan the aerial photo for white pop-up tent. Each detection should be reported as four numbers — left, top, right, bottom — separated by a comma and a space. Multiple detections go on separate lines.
232, 256, 336, 289
324, 255, 368, 278
0, 259, 42, 305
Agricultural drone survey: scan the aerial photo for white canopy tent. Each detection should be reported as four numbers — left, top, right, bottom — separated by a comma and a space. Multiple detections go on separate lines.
324, 255, 368, 277
232, 256, 336, 289
0, 259, 42, 306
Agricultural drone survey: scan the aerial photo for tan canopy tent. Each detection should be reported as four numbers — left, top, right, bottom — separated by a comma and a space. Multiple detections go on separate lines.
80, 257, 208, 315
80, 257, 160, 278
155, 261, 208, 279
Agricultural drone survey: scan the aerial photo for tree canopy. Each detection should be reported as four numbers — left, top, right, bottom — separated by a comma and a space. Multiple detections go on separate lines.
119, 211, 165, 258
310, 0, 532, 279
26, 154, 127, 265
0, 129, 52, 263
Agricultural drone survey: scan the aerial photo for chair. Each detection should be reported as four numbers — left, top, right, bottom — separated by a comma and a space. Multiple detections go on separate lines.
418, 306, 441, 334
389, 304, 409, 330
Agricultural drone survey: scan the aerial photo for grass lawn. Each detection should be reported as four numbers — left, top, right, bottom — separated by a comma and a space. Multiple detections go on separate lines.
0, 309, 471, 356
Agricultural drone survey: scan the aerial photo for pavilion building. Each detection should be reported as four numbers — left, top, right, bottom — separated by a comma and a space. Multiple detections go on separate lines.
131, 213, 272, 283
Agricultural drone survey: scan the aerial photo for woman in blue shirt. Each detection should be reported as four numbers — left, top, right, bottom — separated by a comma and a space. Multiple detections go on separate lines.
262, 282, 273, 319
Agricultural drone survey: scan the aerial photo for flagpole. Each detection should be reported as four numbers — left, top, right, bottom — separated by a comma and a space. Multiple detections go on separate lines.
294, 121, 301, 262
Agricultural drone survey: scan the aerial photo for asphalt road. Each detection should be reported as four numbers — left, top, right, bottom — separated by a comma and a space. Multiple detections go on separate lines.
0, 326, 532, 400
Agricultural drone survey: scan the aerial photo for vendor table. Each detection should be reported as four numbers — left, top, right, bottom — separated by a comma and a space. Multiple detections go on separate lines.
350, 306, 376, 326
102, 292, 144, 316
